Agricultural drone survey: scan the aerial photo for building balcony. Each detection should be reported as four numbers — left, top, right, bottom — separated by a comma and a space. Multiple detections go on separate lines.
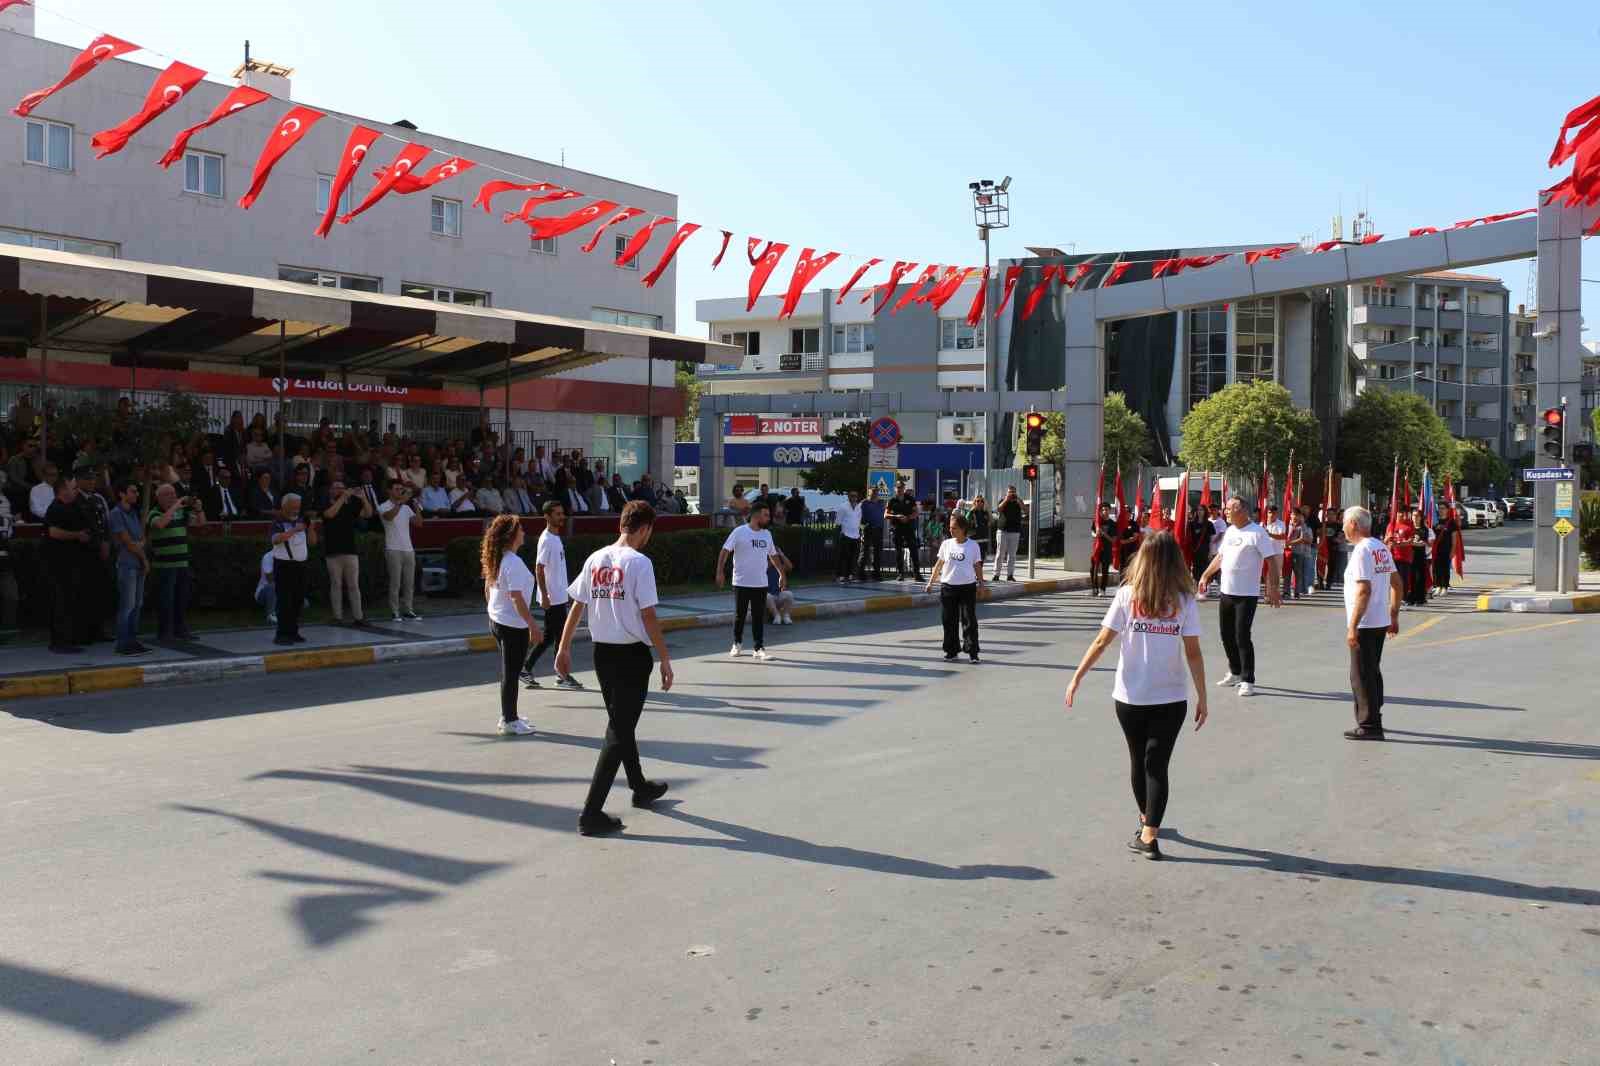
1352, 304, 1413, 328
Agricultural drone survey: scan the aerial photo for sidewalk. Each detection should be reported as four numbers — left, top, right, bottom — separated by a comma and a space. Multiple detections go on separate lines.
1476, 567, 1600, 614
0, 561, 1088, 700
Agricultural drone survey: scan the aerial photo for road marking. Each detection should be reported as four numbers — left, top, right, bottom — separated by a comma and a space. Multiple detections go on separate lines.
1390, 615, 1447, 643
1403, 617, 1590, 650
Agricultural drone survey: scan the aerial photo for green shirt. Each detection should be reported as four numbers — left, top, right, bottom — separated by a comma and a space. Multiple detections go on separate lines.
147, 505, 192, 570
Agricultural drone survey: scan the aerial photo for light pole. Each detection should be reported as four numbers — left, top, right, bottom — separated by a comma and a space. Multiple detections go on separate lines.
969, 176, 1010, 484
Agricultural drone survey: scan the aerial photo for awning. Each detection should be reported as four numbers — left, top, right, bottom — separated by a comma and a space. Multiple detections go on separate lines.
0, 244, 736, 389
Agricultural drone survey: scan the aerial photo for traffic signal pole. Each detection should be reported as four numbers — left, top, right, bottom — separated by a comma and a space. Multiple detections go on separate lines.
1024, 408, 1043, 580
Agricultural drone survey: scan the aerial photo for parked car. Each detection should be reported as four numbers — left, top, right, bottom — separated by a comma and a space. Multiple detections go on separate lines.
1460, 498, 1502, 527
1501, 496, 1534, 520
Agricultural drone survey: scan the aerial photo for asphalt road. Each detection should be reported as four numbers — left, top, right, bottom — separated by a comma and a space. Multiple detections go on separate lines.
3, 522, 1596, 1065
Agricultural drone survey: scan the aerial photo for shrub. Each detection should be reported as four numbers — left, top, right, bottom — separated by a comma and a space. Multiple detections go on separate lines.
1580, 494, 1600, 569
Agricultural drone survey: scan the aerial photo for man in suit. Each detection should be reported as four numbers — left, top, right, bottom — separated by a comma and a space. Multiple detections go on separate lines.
248, 469, 278, 520
205, 466, 245, 521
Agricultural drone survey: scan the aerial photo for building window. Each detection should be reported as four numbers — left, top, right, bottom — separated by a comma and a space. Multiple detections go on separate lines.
719, 331, 760, 355
1467, 367, 1500, 386
831, 323, 875, 354
615, 233, 639, 270
315, 174, 352, 218
1417, 286, 1435, 310
1368, 327, 1398, 346
1515, 320, 1534, 338
1468, 332, 1498, 351
1187, 304, 1228, 409
1466, 401, 1481, 418
183, 150, 224, 198
939, 317, 985, 351
0, 226, 117, 257
1235, 297, 1277, 384
1437, 366, 1457, 383
401, 283, 489, 307
531, 235, 557, 255
430, 197, 462, 238
592, 308, 663, 330
789, 327, 820, 354
278, 266, 382, 292
1360, 285, 1397, 307
593, 415, 649, 486
1374, 364, 1399, 380
1467, 294, 1481, 314
24, 119, 72, 171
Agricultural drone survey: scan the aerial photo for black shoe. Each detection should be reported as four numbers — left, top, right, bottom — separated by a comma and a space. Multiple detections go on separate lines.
1344, 728, 1386, 741
969, 654, 981, 664
578, 812, 624, 836
1130, 835, 1163, 860
521, 672, 542, 689
272, 637, 295, 646
174, 630, 196, 642
116, 644, 152, 656
49, 644, 84, 654
292, 635, 308, 644
944, 653, 958, 661
1126, 829, 1145, 853
632, 781, 669, 808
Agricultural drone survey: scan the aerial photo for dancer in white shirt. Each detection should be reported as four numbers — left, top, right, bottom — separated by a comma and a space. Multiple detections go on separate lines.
1196, 497, 1282, 697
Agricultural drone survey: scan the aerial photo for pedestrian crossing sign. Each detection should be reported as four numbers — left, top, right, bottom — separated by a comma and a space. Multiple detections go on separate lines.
1553, 517, 1574, 538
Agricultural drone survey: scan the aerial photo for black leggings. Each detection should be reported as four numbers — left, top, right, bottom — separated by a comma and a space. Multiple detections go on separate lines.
492, 622, 530, 723
939, 582, 979, 656
585, 641, 653, 815
1217, 593, 1258, 682
734, 586, 767, 649
1115, 699, 1187, 827
523, 601, 568, 675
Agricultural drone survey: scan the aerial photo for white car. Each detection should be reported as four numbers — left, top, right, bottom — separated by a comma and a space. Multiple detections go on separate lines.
1458, 499, 1500, 527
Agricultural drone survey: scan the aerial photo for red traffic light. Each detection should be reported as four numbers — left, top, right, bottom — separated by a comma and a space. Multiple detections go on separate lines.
1023, 463, 1040, 481
1025, 412, 1045, 431
1543, 408, 1564, 427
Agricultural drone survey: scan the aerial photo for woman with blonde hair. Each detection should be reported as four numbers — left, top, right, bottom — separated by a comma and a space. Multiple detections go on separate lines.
481, 514, 543, 737
1065, 530, 1207, 860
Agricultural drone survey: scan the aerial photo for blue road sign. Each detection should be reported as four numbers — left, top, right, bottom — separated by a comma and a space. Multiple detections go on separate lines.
1522, 467, 1574, 482
867, 469, 896, 498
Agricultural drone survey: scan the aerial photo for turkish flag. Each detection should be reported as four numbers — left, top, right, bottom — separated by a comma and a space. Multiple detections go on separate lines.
337, 141, 427, 222
503, 189, 582, 223
1151, 258, 1179, 278
579, 207, 646, 254
238, 106, 324, 209
1199, 471, 1212, 513
778, 248, 840, 319
1451, 209, 1534, 229
1090, 463, 1106, 566
1244, 245, 1295, 265
1408, 226, 1440, 238
891, 265, 941, 314
158, 84, 269, 169
1445, 476, 1466, 578
526, 199, 620, 241
964, 268, 988, 328
746, 241, 790, 311
315, 125, 381, 238
1147, 476, 1166, 531
1172, 471, 1189, 564
1181, 254, 1230, 270
1549, 92, 1600, 167
711, 230, 733, 268
615, 215, 677, 267
642, 222, 701, 288
1021, 265, 1063, 320
926, 267, 975, 312
994, 265, 1023, 317
390, 156, 476, 195
1359, 233, 1384, 245
1103, 262, 1132, 285
870, 261, 919, 314
1068, 262, 1093, 289
0, 1, 32, 12
15, 34, 139, 117
90, 61, 205, 158
835, 258, 881, 304
1386, 460, 1400, 538
1112, 467, 1128, 570
473, 180, 558, 213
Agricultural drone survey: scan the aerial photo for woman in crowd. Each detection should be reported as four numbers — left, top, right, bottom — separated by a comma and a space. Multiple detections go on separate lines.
1286, 508, 1315, 600
1065, 531, 1207, 861
244, 427, 272, 471
1405, 508, 1432, 607
1431, 505, 1459, 597
482, 513, 542, 737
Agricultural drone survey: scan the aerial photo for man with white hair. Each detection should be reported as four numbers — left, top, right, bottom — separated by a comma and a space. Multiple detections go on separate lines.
270, 493, 317, 645
1196, 496, 1282, 697
1341, 505, 1402, 740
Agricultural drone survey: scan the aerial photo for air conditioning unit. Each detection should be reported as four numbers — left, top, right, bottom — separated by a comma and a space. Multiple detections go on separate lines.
952, 420, 971, 439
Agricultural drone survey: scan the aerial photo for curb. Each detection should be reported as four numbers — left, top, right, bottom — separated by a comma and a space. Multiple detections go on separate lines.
1475, 591, 1600, 614
0, 576, 1088, 702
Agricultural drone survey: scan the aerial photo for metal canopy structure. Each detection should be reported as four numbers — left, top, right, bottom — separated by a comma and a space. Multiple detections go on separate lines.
0, 244, 734, 388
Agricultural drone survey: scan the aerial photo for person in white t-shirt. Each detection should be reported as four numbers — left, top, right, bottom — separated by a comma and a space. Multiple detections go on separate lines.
717, 502, 785, 661
520, 499, 584, 691
836, 491, 863, 583
1196, 497, 1282, 697
556, 501, 673, 837
925, 511, 985, 662
1065, 530, 1207, 861
1340, 505, 1402, 741
378, 482, 423, 621
482, 514, 543, 736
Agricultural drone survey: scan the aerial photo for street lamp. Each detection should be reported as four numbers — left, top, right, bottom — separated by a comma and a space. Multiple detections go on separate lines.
970, 177, 1010, 477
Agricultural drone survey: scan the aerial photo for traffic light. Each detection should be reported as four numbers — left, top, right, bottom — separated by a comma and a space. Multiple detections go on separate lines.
1540, 407, 1565, 462
1022, 463, 1040, 482
1024, 410, 1045, 459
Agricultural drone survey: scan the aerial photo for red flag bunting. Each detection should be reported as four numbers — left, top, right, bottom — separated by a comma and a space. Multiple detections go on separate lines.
871, 261, 919, 313
1311, 240, 1341, 253
1359, 233, 1384, 245
746, 241, 789, 311
1409, 226, 1439, 237
1450, 209, 1535, 229
14, 34, 139, 118
338, 141, 427, 222
1549, 93, 1600, 167
391, 156, 476, 195
1180, 254, 1230, 271
1067, 262, 1093, 288
315, 125, 381, 238
1151, 258, 1179, 278
835, 259, 881, 304
642, 222, 701, 288
1103, 262, 1132, 285
527, 199, 621, 241
964, 268, 988, 327
158, 84, 269, 169
1021, 265, 1062, 319
994, 265, 1023, 317
778, 248, 840, 319
581, 207, 646, 254
928, 267, 976, 312
746, 237, 766, 266
90, 61, 205, 158
711, 230, 733, 268
615, 215, 677, 267
891, 265, 941, 314
473, 180, 558, 213
1244, 245, 1296, 266
503, 189, 581, 223
239, 106, 324, 210
0, 1, 33, 11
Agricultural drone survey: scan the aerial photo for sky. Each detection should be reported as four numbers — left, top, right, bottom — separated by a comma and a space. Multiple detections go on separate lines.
31, 0, 1600, 340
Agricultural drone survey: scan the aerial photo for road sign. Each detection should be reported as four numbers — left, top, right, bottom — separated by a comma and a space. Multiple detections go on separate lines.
868, 445, 899, 469
1553, 517, 1575, 538
868, 417, 901, 449
1555, 482, 1575, 519
867, 469, 896, 498
1522, 467, 1574, 482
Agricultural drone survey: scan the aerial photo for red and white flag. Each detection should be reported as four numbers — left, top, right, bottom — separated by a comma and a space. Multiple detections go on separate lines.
1102, 262, 1132, 286
315, 125, 381, 238
390, 156, 475, 195
994, 265, 1023, 317
238, 106, 324, 209
1549, 93, 1600, 167
891, 265, 941, 314
1408, 226, 1439, 238
1067, 262, 1093, 288
503, 189, 581, 223
835, 258, 881, 304
527, 200, 622, 240
579, 207, 646, 254
615, 215, 677, 267
710, 230, 733, 268
925, 267, 975, 312
642, 222, 701, 288
870, 261, 919, 313
158, 84, 269, 168
964, 268, 989, 327
1021, 265, 1063, 320
778, 248, 840, 319
1244, 244, 1296, 265
0, 1, 34, 12
14, 34, 139, 117
90, 61, 205, 158
746, 241, 790, 311
338, 141, 427, 222
473, 180, 559, 213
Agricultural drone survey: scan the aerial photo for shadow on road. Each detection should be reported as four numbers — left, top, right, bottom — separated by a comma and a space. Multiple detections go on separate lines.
1381, 730, 1600, 760
1248, 686, 1524, 712
0, 958, 189, 1044
256, 871, 437, 948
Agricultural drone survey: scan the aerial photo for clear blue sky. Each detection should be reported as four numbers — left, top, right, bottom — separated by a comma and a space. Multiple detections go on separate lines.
37, 0, 1600, 339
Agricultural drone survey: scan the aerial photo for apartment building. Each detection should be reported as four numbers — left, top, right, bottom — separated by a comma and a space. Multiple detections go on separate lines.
1, 8, 682, 481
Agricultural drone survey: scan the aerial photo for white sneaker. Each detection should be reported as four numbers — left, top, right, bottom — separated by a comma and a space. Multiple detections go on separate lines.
754, 649, 774, 662
730, 643, 743, 657
781, 612, 793, 625
392, 613, 404, 623
1237, 682, 1255, 697
497, 718, 535, 736
1217, 673, 1241, 687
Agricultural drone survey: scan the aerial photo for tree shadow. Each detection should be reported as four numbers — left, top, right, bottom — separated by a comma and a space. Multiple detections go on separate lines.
1382, 730, 1600, 760
1162, 831, 1600, 905
0, 958, 189, 1043
1247, 686, 1524, 712
618, 801, 1052, 882
256, 871, 437, 948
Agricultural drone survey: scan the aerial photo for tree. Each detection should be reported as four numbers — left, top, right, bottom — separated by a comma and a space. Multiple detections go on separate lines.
1335, 388, 1457, 495
1014, 392, 1149, 476
1178, 381, 1323, 485
800, 419, 868, 495
1453, 439, 1510, 495
674, 363, 702, 443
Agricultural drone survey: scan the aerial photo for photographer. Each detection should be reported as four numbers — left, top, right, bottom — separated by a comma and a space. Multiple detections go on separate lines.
148, 482, 206, 642
270, 494, 317, 645
321, 479, 372, 626
379, 481, 424, 622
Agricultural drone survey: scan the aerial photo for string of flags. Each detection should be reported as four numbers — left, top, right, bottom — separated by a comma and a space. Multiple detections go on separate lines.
8, 0, 1593, 324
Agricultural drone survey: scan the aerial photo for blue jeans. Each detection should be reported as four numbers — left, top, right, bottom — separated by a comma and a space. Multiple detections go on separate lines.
255, 583, 277, 618
116, 566, 145, 650
155, 567, 192, 639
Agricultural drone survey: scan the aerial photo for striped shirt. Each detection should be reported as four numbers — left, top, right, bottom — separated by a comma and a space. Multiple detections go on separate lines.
147, 505, 192, 570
